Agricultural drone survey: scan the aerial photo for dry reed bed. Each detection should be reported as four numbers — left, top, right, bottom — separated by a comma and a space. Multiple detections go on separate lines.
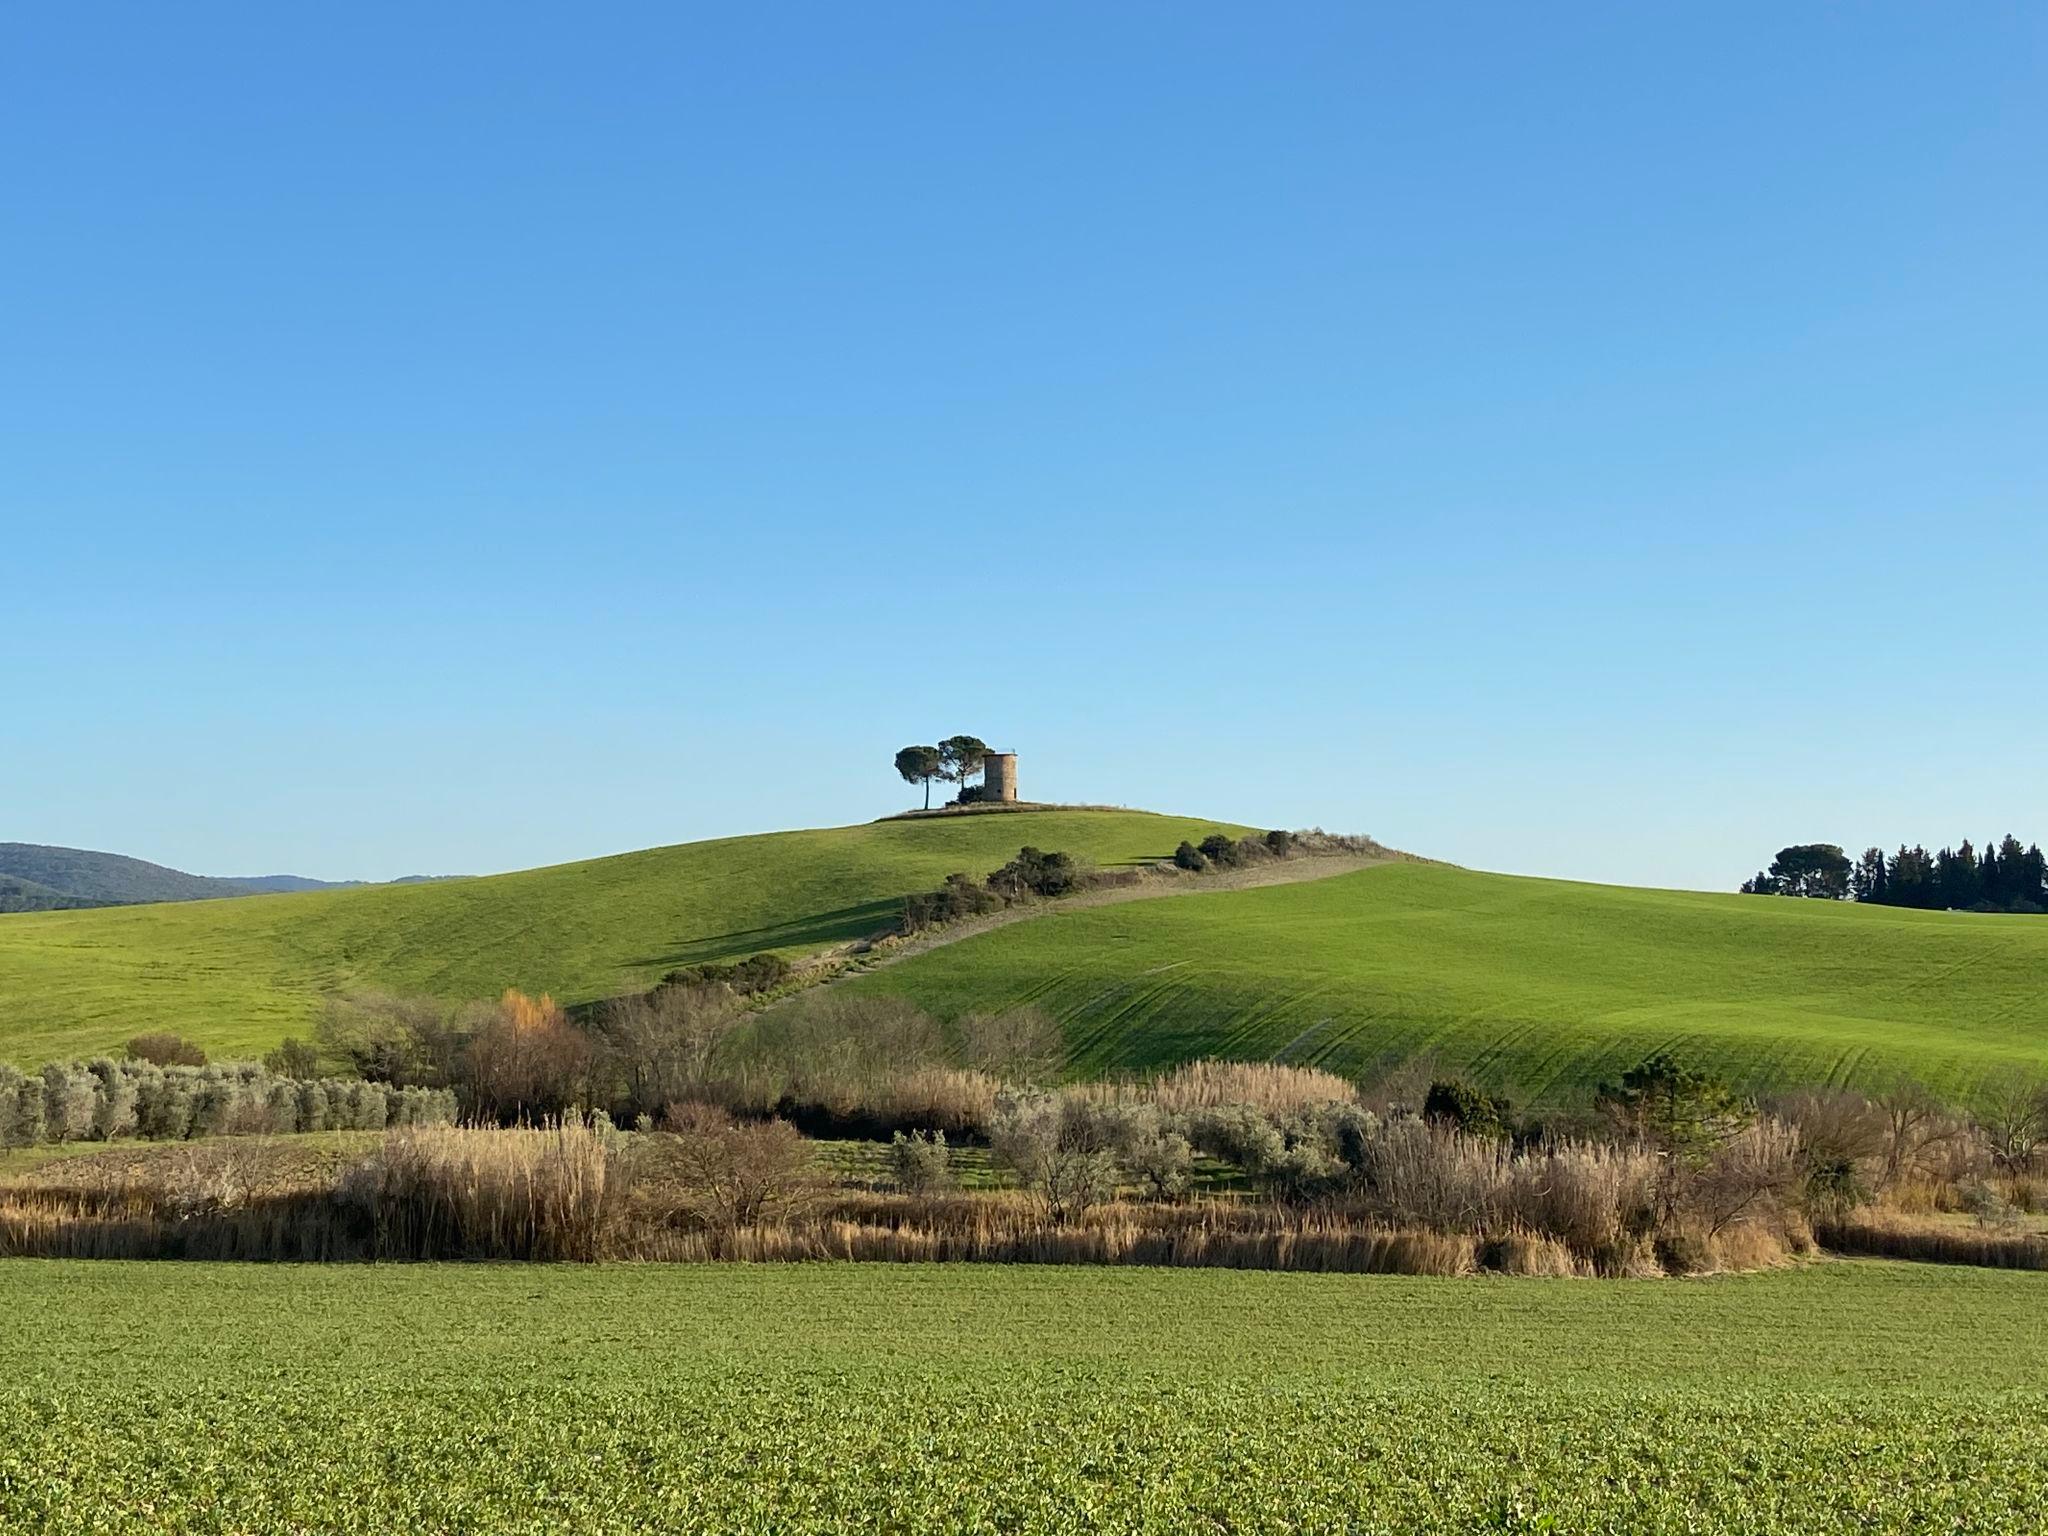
1813, 1211, 2048, 1271
0, 1124, 1805, 1276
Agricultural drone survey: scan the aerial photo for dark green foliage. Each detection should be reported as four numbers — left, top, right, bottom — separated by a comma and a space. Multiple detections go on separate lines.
0, 874, 108, 913
125, 1032, 208, 1067
1596, 1054, 1751, 1161
888, 1129, 955, 1194
1174, 841, 1208, 872
902, 873, 1004, 932
1423, 1079, 1514, 1140
938, 735, 990, 796
662, 952, 793, 996
988, 847, 1079, 901
1197, 834, 1243, 869
892, 745, 944, 810
1750, 845, 1852, 900
262, 1036, 321, 1078
1263, 829, 1294, 857
1775, 835, 2048, 914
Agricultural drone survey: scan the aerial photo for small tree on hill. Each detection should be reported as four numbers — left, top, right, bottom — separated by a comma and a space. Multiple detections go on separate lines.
894, 745, 944, 810
938, 735, 990, 799
1765, 844, 1852, 900
1596, 1054, 1750, 1163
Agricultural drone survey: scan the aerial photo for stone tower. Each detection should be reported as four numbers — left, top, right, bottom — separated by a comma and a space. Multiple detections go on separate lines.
982, 752, 1019, 802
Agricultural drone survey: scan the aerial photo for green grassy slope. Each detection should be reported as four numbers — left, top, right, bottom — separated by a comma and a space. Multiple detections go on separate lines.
855, 862, 2048, 1102
2, 1262, 2042, 1531
0, 810, 1242, 1065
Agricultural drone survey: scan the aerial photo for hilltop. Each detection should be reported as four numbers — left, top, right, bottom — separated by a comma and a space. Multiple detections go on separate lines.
0, 810, 1246, 1064
851, 861, 2048, 1103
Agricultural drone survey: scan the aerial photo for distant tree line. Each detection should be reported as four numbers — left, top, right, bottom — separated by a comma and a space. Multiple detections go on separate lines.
1742, 836, 2048, 914
893, 735, 990, 810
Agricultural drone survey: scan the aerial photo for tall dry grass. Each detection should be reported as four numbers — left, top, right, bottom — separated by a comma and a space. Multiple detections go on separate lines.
1814, 1211, 2048, 1271
635, 1193, 1481, 1275
341, 1121, 621, 1261
1077, 1060, 1360, 1116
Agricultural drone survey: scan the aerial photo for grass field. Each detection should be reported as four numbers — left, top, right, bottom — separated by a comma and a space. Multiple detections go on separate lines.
0, 1259, 2042, 1532
0, 810, 1241, 1065
855, 861, 2048, 1103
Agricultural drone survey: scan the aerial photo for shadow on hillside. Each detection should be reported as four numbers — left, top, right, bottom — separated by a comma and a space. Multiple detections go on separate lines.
626, 898, 903, 971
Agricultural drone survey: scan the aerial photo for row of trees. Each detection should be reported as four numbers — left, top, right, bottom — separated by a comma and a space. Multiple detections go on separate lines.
893, 735, 989, 810
1742, 836, 2048, 914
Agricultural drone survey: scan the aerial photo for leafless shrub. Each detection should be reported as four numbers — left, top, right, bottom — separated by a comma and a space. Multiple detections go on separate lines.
1974, 1074, 2048, 1178
659, 1105, 821, 1231
956, 1005, 1064, 1085
593, 981, 744, 1117
1690, 1118, 1804, 1237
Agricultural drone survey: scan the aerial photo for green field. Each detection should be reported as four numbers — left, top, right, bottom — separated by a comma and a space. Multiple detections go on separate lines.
0, 1259, 2041, 1532
0, 810, 1238, 1065
856, 861, 2048, 1102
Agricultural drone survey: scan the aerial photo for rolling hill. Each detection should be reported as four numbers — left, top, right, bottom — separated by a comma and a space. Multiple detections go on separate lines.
0, 810, 1245, 1065
849, 861, 2048, 1104
5, 809, 2044, 1103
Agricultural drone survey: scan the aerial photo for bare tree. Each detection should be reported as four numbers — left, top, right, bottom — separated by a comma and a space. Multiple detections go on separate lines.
663, 1106, 820, 1230
1975, 1074, 2048, 1177
595, 981, 743, 1117
957, 1006, 1064, 1085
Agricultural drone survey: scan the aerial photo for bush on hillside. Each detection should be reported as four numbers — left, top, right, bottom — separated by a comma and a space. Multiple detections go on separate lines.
125, 1032, 208, 1068
263, 1037, 322, 1078
903, 872, 1003, 933
889, 1129, 955, 1194
660, 952, 792, 997
1173, 841, 1207, 872
988, 846, 1081, 901
988, 1092, 1122, 1223
1423, 1079, 1515, 1141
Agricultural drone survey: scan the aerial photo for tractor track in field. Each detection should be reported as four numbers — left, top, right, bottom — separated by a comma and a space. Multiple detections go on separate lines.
778, 852, 1405, 1001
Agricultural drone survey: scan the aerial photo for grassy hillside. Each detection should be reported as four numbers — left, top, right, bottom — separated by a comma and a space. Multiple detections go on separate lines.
0, 810, 1242, 1065
854, 862, 2048, 1103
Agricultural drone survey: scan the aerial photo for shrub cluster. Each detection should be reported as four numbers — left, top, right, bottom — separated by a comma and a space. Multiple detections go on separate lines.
1174, 829, 1297, 874
658, 952, 792, 997
0, 1059, 456, 1147
901, 845, 1088, 934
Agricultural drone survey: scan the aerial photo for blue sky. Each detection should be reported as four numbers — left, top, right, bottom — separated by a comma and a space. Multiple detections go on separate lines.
5, 4, 2043, 889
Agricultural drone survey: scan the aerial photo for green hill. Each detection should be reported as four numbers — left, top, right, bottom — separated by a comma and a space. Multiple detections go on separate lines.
0, 810, 1242, 1065
850, 862, 2048, 1103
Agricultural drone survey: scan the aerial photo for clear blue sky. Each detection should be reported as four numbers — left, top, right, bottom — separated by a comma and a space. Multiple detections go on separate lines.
5, 5, 2043, 889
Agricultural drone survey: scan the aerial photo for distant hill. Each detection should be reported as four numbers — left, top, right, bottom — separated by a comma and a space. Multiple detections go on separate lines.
0, 843, 466, 913
0, 873, 106, 915
0, 844, 259, 908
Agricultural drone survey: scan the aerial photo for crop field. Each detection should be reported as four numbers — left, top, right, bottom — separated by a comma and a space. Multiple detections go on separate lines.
857, 861, 2048, 1102
0, 1259, 2042, 1533
0, 810, 1241, 1065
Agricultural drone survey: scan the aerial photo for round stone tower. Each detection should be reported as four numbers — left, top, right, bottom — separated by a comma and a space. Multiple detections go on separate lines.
982, 752, 1019, 802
